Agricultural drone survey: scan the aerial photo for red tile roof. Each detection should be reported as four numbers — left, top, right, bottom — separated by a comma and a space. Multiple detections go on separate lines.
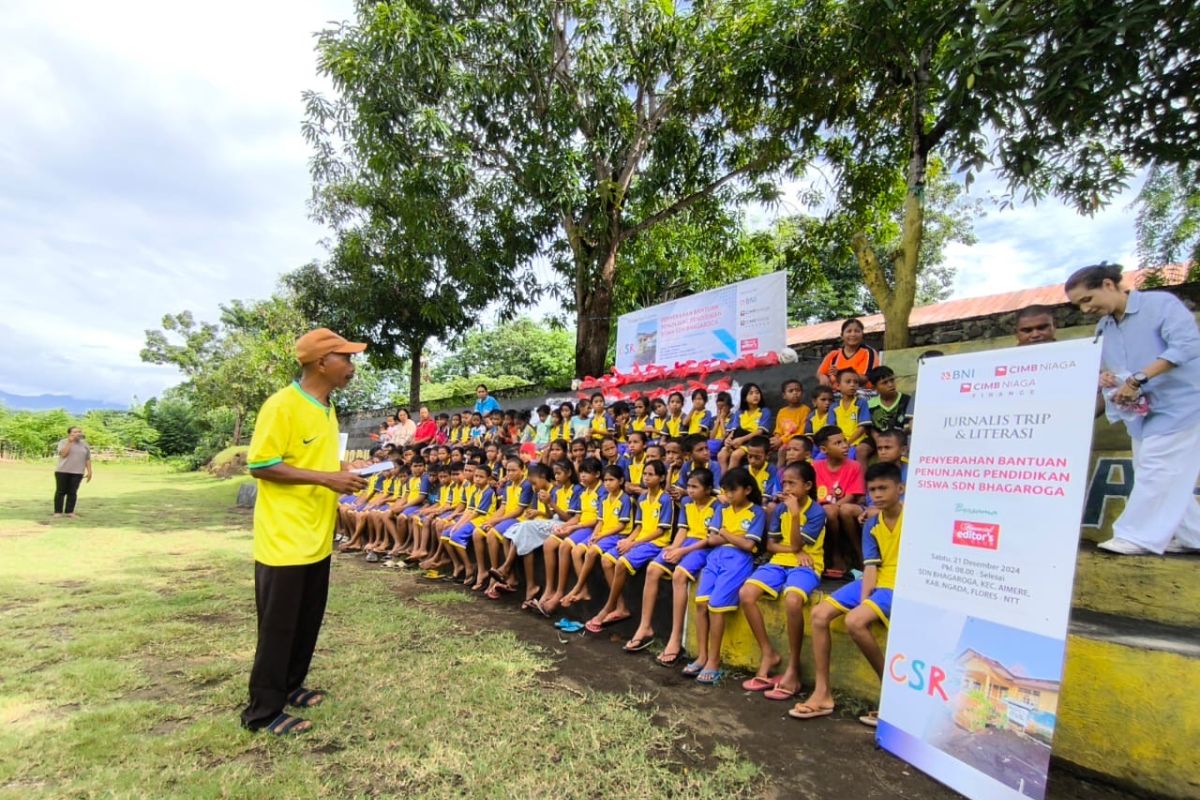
786, 265, 1192, 346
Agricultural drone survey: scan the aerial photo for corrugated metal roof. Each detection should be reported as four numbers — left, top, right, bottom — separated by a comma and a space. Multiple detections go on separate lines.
786, 265, 1191, 346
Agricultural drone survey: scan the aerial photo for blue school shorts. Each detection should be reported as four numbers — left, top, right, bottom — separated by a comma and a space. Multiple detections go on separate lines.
560, 526, 594, 546
437, 509, 457, 520
489, 517, 519, 540
744, 564, 821, 601
650, 547, 710, 582
617, 542, 663, 574
339, 495, 357, 505
826, 580, 893, 625
443, 521, 476, 550
401, 505, 423, 517
695, 547, 754, 613
592, 534, 623, 555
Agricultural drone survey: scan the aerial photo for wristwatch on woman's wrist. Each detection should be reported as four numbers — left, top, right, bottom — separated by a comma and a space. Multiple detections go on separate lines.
1127, 371, 1149, 388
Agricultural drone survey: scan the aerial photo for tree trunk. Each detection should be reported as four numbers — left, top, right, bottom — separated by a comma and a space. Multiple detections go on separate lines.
574, 247, 618, 378
407, 338, 425, 408
232, 409, 245, 446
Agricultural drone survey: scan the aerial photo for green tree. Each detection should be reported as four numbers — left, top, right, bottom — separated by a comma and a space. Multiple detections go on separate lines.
141, 296, 307, 446
1134, 164, 1200, 275
146, 393, 201, 457
728, 0, 1198, 349
306, 1, 794, 378
432, 317, 575, 389
768, 157, 980, 325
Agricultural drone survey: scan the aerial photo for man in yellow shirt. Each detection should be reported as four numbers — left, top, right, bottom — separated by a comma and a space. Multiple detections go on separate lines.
240, 328, 368, 736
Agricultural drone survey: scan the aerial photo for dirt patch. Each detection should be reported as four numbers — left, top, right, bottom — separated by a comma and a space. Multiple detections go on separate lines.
331, 555, 1141, 800
149, 717, 193, 736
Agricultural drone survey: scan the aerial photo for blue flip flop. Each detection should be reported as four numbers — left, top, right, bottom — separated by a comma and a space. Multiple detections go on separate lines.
695, 669, 723, 685
556, 619, 585, 633
681, 659, 705, 676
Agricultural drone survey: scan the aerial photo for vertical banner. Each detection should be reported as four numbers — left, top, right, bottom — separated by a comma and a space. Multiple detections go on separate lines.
614, 272, 788, 371
877, 338, 1102, 800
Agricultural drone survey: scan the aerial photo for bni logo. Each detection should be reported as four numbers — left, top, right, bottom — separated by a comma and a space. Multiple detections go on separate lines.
941, 368, 975, 381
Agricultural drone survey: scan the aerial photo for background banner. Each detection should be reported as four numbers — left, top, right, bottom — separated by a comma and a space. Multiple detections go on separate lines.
614, 271, 788, 371
876, 338, 1102, 800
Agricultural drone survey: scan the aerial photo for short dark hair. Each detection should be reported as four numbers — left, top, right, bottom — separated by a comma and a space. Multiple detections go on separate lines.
537, 404, 551, 415
866, 365, 895, 384
865, 461, 903, 484
1016, 304, 1057, 323
835, 368, 860, 383
476, 383, 488, 392
1064, 263, 1123, 293
874, 428, 907, 446
813, 425, 843, 447
813, 385, 835, 399
746, 435, 770, 451
781, 378, 803, 392
841, 318, 865, 333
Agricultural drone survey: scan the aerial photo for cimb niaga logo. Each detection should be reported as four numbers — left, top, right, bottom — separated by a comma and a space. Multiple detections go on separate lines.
740, 337, 759, 352
952, 520, 1000, 550
995, 365, 1008, 377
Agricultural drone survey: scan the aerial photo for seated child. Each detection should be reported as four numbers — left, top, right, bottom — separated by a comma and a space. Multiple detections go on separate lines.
812, 425, 865, 576
685, 389, 713, 437
562, 465, 632, 608
626, 467, 718, 664
804, 386, 835, 439
538, 458, 599, 613
859, 429, 909, 524
587, 459, 673, 635
672, 434, 722, 505
488, 463, 555, 606
553, 403, 575, 443
407, 464, 452, 563
439, 464, 497, 585
688, 468, 766, 685
382, 457, 429, 561
866, 366, 913, 435
832, 368, 873, 467
416, 464, 468, 570
476, 456, 533, 595
739, 462, 826, 700
726, 434, 776, 498
770, 379, 811, 451
621, 430, 649, 498
717, 382, 772, 471
791, 462, 904, 726
659, 391, 687, 439
588, 393, 614, 440
708, 391, 734, 460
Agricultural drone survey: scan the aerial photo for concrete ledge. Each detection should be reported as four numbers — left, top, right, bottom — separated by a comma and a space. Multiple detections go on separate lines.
685, 582, 1200, 798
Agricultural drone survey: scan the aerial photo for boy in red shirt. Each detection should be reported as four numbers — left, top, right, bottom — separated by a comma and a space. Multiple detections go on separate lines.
811, 425, 865, 577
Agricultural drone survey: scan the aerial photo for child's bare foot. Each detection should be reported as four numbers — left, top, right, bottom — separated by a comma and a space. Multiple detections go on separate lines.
789, 692, 835, 719
540, 594, 561, 613
470, 576, 487, 591
601, 609, 630, 625
756, 651, 782, 680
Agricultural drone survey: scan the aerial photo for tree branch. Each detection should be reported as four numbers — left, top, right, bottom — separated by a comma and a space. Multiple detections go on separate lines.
619, 157, 768, 244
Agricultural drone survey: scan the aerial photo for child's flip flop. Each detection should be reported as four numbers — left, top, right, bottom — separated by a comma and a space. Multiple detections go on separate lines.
858, 710, 879, 727
764, 685, 798, 701
741, 676, 779, 692
623, 635, 655, 653
788, 703, 834, 720
695, 669, 723, 685
681, 659, 705, 676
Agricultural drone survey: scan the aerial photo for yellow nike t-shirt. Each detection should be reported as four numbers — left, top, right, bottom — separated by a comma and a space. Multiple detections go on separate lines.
247, 382, 342, 566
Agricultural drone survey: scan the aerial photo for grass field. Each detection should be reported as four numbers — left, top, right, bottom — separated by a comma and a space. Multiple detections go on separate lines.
0, 461, 759, 799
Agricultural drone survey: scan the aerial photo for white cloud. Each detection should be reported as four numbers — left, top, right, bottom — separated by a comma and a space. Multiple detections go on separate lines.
0, 0, 351, 404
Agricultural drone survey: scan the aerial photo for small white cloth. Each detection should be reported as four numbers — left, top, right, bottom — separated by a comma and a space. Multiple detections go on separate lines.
1112, 423, 1200, 553
506, 519, 556, 556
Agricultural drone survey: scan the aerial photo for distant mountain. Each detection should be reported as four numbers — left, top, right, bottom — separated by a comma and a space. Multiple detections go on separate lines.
0, 390, 126, 414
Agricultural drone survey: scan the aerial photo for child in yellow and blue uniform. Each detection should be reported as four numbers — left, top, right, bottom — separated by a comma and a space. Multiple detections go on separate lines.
587, 460, 674, 636
588, 393, 614, 440
717, 382, 773, 473
629, 466, 718, 664
832, 368, 873, 465
686, 389, 713, 436
739, 462, 826, 699
441, 464, 497, 584
792, 461, 904, 724
475, 456, 534, 593
688, 468, 766, 685
562, 465, 633, 607
537, 459, 587, 614
804, 386, 835, 436
660, 391, 687, 438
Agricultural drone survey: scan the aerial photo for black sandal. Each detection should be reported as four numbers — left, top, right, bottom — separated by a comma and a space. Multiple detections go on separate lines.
263, 712, 311, 736
287, 688, 325, 708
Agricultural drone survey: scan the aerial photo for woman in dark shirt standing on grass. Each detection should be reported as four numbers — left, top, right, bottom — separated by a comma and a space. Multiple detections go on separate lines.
54, 426, 92, 518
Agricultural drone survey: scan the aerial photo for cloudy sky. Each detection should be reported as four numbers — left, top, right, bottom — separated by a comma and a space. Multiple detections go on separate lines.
0, 2, 1145, 405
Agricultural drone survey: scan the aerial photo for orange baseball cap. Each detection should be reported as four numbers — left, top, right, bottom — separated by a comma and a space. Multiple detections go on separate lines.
295, 328, 367, 365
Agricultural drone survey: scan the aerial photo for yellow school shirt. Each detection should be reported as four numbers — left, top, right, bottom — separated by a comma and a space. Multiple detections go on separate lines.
600, 491, 634, 535
774, 405, 810, 443
864, 510, 904, 590
590, 413, 611, 440
407, 475, 428, 504
834, 397, 868, 444
626, 454, 646, 486
770, 497, 826, 573
711, 414, 731, 441
578, 484, 602, 526
681, 497, 718, 540
638, 489, 674, 546
709, 501, 767, 546
807, 408, 832, 433
662, 414, 685, 438
247, 382, 342, 567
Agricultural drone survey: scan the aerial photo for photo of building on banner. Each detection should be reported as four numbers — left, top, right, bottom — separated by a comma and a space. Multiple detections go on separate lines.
877, 338, 1102, 800
613, 271, 788, 371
